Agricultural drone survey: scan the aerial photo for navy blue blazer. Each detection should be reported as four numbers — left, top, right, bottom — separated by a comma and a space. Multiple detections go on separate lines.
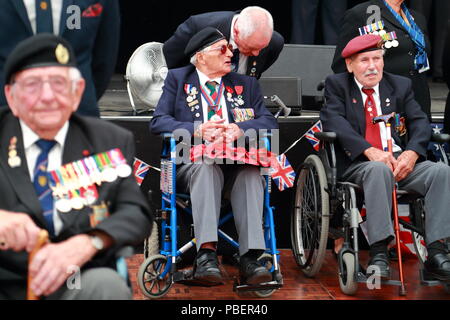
150, 65, 278, 136
162, 11, 284, 79
320, 72, 431, 177
0, 0, 120, 117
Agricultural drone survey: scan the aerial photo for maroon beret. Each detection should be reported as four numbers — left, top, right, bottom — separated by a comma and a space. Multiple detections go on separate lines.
341, 34, 384, 59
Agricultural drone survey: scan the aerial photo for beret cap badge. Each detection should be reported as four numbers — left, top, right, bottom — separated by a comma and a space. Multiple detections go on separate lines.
55, 44, 69, 65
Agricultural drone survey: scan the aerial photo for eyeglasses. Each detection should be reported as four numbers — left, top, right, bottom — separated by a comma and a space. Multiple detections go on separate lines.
204, 43, 234, 55
13, 76, 71, 95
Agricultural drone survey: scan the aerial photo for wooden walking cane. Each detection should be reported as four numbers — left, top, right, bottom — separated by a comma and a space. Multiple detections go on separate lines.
27, 229, 49, 300
373, 113, 407, 296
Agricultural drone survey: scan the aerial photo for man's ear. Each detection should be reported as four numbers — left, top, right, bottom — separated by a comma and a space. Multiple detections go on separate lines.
4, 84, 18, 117
345, 58, 353, 73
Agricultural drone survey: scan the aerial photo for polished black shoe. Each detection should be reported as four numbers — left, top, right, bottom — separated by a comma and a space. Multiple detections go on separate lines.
193, 250, 223, 284
239, 260, 272, 285
367, 252, 390, 279
424, 253, 450, 281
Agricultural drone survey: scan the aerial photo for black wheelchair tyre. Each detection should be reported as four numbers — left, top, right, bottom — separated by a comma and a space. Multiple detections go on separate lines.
291, 154, 330, 277
138, 254, 173, 299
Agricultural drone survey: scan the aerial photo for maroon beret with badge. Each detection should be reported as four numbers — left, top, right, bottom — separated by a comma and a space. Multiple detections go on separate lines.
341, 34, 384, 59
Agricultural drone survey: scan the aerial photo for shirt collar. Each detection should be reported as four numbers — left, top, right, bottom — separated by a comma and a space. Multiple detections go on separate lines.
20, 120, 69, 150
354, 77, 380, 97
196, 69, 222, 88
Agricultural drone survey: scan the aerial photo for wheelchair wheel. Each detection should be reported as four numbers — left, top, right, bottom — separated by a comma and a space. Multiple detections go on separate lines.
253, 253, 278, 298
338, 252, 358, 296
138, 254, 173, 299
291, 154, 330, 277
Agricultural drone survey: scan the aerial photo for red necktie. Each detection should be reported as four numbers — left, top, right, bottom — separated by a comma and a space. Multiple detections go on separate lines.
362, 88, 383, 150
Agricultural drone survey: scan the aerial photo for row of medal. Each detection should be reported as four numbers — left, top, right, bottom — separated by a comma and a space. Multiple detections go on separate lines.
359, 21, 399, 48
184, 84, 245, 119
48, 148, 132, 213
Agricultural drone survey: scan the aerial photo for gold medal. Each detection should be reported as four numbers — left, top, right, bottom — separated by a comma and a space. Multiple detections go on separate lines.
55, 44, 69, 64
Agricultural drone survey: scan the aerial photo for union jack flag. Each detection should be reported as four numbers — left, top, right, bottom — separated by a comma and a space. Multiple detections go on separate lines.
270, 154, 295, 191
305, 121, 322, 151
133, 158, 150, 186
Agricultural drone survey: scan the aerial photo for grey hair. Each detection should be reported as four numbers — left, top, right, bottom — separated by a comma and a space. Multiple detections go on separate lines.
68, 67, 83, 92
236, 6, 273, 40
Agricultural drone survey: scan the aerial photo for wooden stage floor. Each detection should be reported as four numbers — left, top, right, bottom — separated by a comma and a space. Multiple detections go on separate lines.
126, 249, 450, 300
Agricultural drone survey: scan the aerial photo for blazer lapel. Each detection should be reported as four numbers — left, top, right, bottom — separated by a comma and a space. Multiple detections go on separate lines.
185, 71, 204, 123
348, 76, 366, 135
0, 116, 43, 221
9, 0, 33, 34
222, 76, 238, 123
378, 76, 395, 116
62, 117, 95, 164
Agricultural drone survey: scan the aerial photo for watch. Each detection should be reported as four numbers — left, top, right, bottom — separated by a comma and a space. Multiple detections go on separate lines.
90, 235, 104, 251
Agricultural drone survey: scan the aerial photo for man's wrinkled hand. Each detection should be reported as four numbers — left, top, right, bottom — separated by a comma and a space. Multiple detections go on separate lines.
0, 210, 40, 252
194, 119, 226, 142
364, 147, 397, 171
393, 150, 419, 181
29, 234, 97, 297
223, 123, 243, 143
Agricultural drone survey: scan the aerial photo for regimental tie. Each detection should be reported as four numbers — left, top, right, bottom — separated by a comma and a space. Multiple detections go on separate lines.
205, 81, 223, 120
362, 88, 383, 150
35, 0, 54, 34
33, 139, 57, 236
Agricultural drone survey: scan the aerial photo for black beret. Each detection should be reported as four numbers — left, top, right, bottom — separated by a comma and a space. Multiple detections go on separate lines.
184, 27, 226, 58
4, 33, 77, 84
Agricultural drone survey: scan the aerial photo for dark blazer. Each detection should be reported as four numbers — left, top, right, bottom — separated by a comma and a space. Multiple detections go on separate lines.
150, 65, 278, 135
320, 72, 431, 177
0, 0, 120, 117
0, 110, 152, 299
331, 0, 431, 117
162, 11, 285, 79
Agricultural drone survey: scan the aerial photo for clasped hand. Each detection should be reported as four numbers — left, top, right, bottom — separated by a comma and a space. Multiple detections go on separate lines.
195, 119, 243, 144
364, 147, 419, 181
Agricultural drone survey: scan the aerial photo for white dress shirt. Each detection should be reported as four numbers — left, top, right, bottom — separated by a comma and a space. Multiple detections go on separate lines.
20, 120, 69, 235
23, 0, 63, 35
196, 69, 230, 125
354, 78, 401, 153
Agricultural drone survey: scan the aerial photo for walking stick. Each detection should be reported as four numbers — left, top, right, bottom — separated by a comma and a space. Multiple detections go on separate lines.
27, 229, 49, 300
372, 112, 407, 296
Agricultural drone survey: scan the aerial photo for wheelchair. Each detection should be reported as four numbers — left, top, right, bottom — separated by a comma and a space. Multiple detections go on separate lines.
290, 129, 450, 296
137, 134, 283, 299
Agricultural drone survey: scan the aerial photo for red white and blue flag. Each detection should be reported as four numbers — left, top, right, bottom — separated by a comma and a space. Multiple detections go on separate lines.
133, 158, 150, 186
305, 121, 322, 151
270, 154, 295, 191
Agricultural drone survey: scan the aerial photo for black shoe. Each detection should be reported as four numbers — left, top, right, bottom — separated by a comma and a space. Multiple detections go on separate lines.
193, 250, 223, 284
368, 252, 391, 279
424, 253, 450, 281
239, 260, 272, 285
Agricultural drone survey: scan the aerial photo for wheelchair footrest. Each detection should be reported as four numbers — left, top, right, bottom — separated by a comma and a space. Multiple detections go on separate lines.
173, 269, 224, 287
419, 268, 449, 286
232, 279, 283, 292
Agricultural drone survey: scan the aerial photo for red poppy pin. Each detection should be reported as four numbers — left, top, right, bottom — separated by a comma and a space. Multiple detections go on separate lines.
82, 3, 103, 17
225, 86, 234, 94
234, 86, 243, 95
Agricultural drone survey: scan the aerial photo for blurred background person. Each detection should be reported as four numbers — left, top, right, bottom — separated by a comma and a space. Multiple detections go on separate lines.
290, 0, 348, 45
0, 0, 120, 117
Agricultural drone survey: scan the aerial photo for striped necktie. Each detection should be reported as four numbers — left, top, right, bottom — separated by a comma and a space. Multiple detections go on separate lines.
205, 81, 222, 120
33, 139, 57, 236
35, 0, 54, 33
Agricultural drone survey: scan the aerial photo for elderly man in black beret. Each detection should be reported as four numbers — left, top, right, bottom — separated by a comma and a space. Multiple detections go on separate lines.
151, 27, 278, 285
321, 34, 450, 281
0, 34, 152, 300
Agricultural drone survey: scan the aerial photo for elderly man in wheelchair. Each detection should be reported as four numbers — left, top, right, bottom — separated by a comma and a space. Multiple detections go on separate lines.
150, 27, 278, 288
320, 34, 450, 284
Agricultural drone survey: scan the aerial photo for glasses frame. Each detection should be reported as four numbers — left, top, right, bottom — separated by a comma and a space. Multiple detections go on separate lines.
203, 43, 234, 55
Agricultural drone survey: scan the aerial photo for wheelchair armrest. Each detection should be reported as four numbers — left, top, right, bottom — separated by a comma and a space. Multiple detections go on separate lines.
314, 131, 337, 142
431, 133, 450, 144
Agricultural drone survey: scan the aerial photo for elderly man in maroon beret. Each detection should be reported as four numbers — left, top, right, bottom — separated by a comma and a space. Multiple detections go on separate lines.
321, 34, 450, 281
